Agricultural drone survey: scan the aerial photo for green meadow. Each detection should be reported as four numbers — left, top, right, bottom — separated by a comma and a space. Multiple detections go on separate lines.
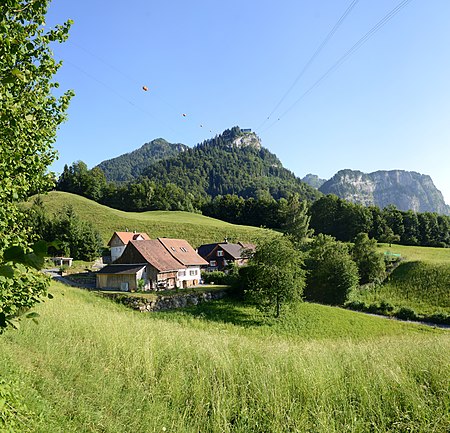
1, 282, 449, 433
27, 191, 266, 246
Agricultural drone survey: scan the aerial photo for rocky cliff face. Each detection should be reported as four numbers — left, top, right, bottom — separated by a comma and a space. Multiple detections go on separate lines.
319, 169, 450, 215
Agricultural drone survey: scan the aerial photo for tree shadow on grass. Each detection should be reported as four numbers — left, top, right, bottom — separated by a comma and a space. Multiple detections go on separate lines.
168, 298, 266, 328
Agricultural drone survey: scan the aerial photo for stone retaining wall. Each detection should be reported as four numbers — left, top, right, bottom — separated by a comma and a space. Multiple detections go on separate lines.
100, 289, 229, 312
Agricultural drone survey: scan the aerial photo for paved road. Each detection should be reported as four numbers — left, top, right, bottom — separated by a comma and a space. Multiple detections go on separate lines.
42, 269, 95, 289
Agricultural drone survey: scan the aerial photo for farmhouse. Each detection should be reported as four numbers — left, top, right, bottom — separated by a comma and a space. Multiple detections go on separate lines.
197, 241, 255, 272
108, 231, 150, 262
96, 238, 207, 291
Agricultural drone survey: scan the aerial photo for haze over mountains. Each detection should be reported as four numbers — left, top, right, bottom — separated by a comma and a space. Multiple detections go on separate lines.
95, 127, 449, 215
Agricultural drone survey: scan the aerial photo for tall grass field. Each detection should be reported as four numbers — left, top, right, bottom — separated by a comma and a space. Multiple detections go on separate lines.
1, 282, 449, 432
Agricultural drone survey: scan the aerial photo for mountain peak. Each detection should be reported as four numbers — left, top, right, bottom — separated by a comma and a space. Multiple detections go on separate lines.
199, 126, 261, 150
96, 138, 188, 182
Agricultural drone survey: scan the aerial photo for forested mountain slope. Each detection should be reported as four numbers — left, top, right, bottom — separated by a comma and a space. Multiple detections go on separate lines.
141, 127, 320, 201
97, 138, 188, 182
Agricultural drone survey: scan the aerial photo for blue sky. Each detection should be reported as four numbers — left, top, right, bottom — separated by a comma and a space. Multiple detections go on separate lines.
46, 0, 450, 204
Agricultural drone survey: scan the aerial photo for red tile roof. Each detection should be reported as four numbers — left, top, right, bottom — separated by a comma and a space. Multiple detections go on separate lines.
158, 238, 208, 266
107, 231, 150, 246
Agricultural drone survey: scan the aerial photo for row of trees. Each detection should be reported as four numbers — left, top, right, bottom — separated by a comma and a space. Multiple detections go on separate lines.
310, 195, 450, 247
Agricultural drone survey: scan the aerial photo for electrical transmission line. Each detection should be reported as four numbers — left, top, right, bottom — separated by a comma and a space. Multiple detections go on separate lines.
256, 0, 360, 131
260, 0, 414, 133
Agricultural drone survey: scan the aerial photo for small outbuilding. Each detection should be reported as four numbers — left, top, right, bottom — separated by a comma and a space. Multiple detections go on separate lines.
51, 257, 73, 267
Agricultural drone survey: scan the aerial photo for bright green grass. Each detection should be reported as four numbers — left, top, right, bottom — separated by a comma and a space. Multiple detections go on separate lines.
352, 261, 450, 316
26, 191, 268, 246
0, 282, 448, 432
377, 243, 450, 263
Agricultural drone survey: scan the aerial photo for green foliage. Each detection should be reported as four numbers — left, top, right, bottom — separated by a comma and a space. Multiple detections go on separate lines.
0, 0, 72, 333
0, 379, 34, 433
352, 232, 386, 284
57, 161, 107, 201
0, 0, 73, 206
309, 194, 373, 242
242, 236, 305, 317
143, 127, 320, 201
27, 201, 103, 261
305, 234, 359, 305
281, 193, 313, 244
0, 262, 49, 332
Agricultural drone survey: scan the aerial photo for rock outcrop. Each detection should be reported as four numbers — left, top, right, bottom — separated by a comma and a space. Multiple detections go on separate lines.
319, 169, 450, 215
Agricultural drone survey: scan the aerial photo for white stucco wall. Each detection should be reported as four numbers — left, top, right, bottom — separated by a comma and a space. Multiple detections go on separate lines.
176, 266, 201, 286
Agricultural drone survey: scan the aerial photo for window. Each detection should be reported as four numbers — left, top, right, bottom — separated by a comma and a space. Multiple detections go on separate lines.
178, 270, 186, 277
189, 269, 198, 276
209, 260, 217, 267
171, 247, 176, 252
180, 247, 188, 252
217, 250, 224, 257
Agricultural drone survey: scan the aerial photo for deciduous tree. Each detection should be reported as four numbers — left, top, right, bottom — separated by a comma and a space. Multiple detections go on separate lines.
242, 236, 305, 317
0, 0, 73, 332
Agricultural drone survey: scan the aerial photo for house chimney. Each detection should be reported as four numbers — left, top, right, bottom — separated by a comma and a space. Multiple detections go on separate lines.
224, 237, 228, 243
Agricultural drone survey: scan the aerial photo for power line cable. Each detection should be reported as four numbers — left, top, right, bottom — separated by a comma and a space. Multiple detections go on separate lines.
65, 59, 182, 135
71, 42, 219, 135
256, 0, 360, 131
260, 0, 414, 133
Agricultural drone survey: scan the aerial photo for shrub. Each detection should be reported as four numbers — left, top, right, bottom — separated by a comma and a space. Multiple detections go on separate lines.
202, 271, 226, 284
345, 300, 368, 312
424, 312, 450, 325
396, 307, 418, 321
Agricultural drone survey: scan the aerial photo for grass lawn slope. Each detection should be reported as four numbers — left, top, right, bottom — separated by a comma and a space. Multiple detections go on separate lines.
0, 282, 449, 433
350, 243, 450, 320
27, 191, 267, 246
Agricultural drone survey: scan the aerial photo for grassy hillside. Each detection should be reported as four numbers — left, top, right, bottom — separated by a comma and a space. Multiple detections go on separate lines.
27, 191, 268, 246
352, 261, 450, 317
349, 244, 450, 319
1, 282, 448, 432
